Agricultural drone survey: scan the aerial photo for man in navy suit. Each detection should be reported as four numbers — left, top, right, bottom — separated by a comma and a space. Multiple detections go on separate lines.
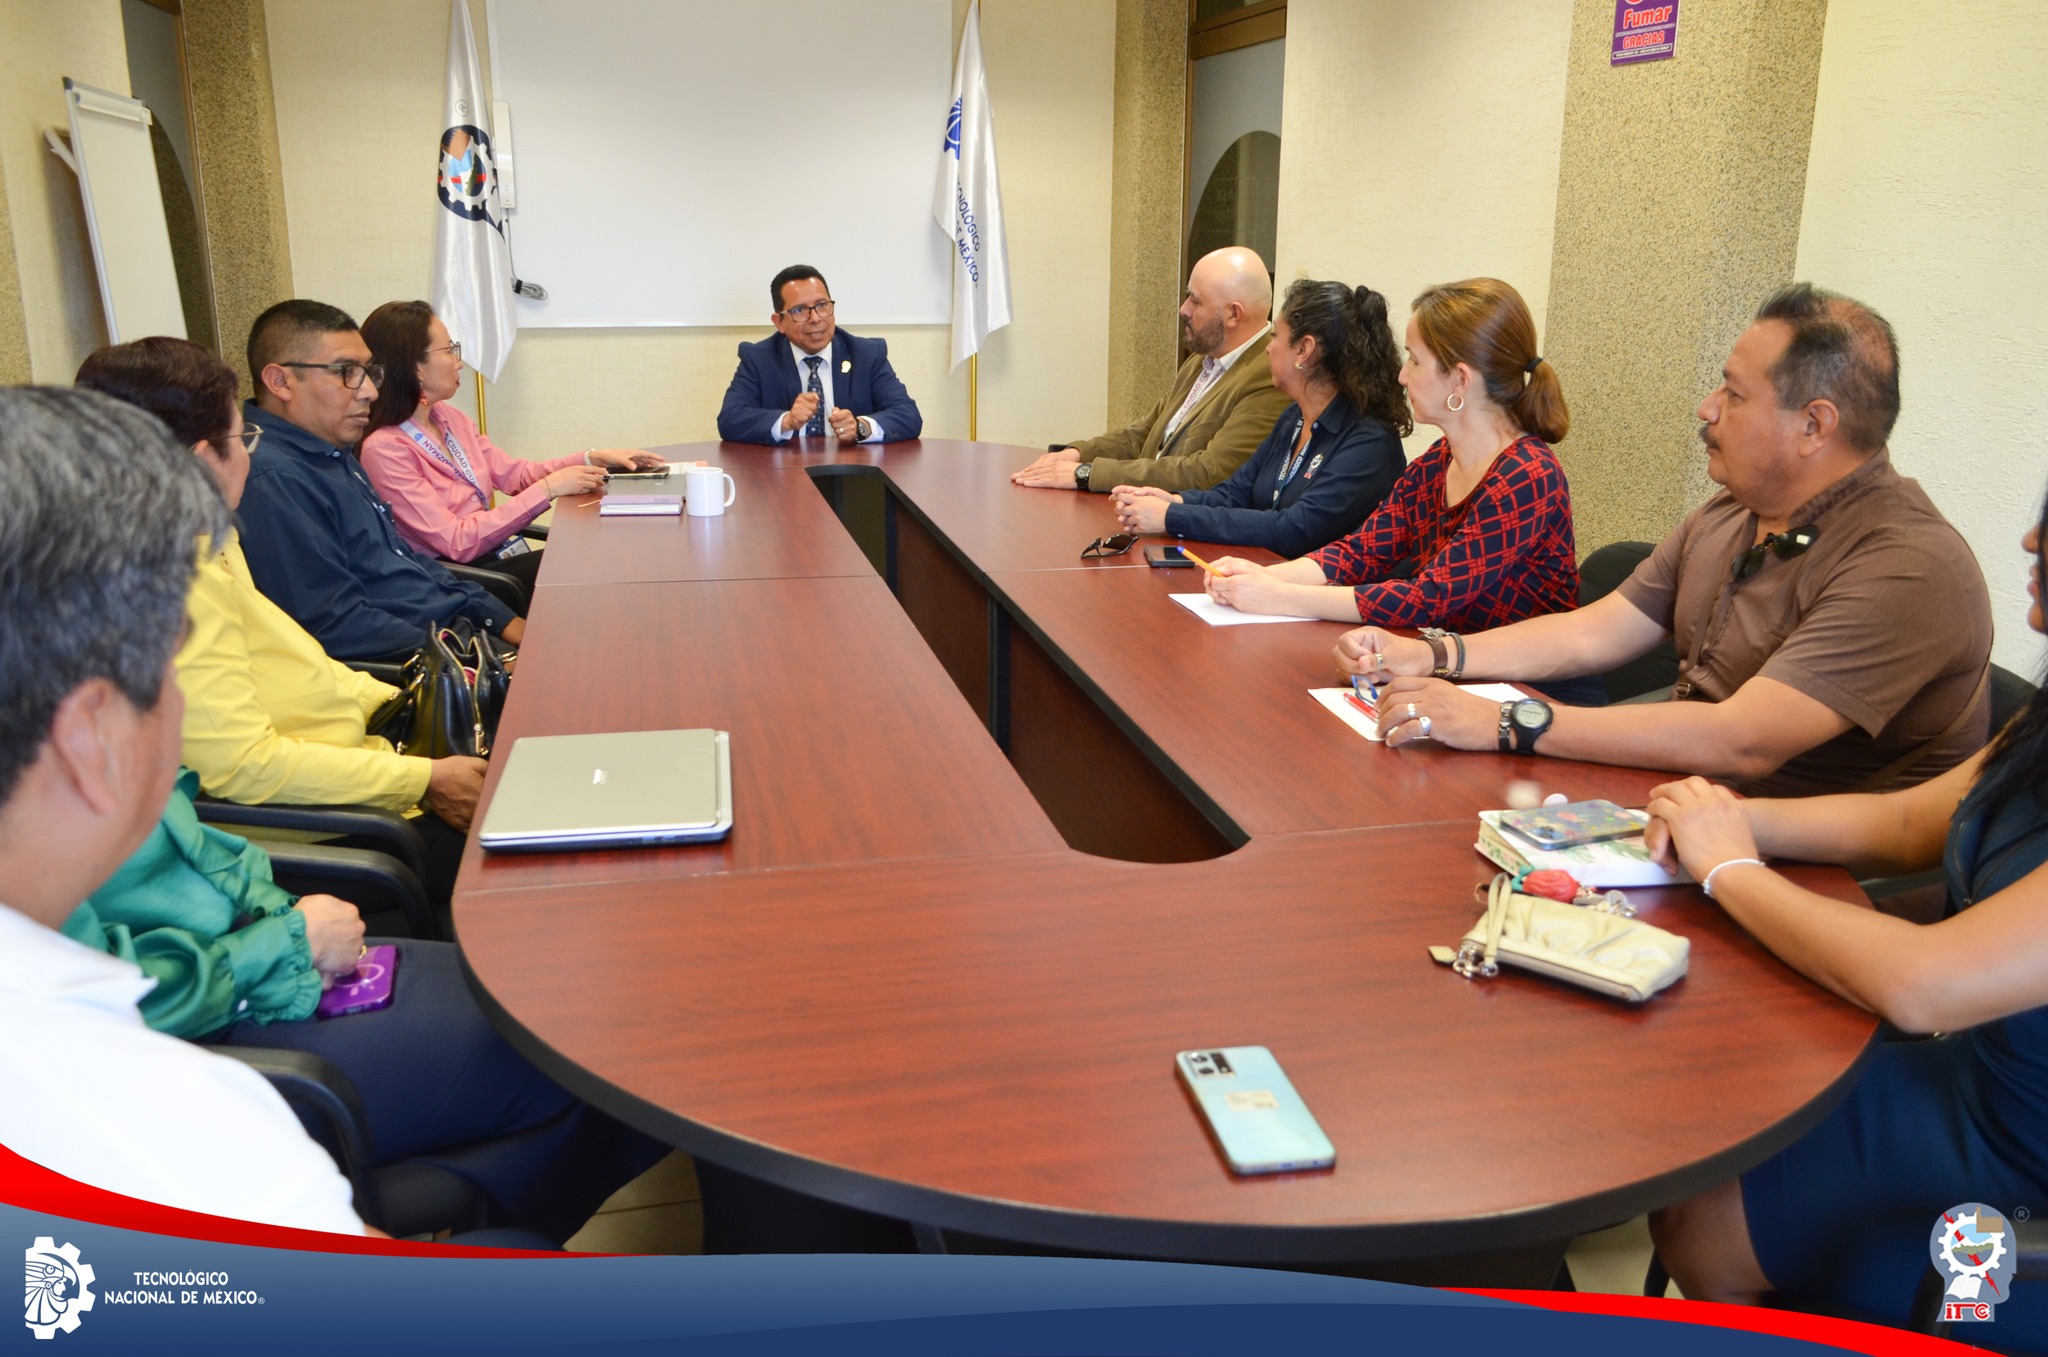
716, 265, 923, 445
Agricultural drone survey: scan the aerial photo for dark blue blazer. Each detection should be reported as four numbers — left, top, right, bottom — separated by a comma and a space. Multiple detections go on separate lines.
1163, 395, 1401, 558
716, 330, 923, 445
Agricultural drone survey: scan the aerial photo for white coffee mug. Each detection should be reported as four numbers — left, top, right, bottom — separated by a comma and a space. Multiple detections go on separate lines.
684, 465, 737, 516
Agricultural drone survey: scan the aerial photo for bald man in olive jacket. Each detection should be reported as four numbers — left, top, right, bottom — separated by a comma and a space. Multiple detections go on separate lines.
1013, 246, 1292, 495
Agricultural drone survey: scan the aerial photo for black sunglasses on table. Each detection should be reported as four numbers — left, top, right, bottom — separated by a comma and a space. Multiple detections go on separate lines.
1081, 533, 1137, 560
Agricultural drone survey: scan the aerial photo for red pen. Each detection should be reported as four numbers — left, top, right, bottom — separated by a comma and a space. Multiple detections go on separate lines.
1345, 692, 1379, 721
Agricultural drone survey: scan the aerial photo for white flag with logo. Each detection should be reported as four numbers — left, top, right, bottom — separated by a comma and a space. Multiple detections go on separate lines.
431, 0, 517, 382
933, 0, 1012, 369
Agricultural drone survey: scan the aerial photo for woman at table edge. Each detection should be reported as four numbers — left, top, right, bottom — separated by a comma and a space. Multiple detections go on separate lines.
1197, 277, 1580, 636
1646, 483, 2048, 1333
1108, 278, 1409, 558
358, 300, 665, 587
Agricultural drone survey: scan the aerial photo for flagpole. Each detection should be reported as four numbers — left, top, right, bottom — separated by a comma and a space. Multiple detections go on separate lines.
474, 370, 489, 435
967, 354, 978, 441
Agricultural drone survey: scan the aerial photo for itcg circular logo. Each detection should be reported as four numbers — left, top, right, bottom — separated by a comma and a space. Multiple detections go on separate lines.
1931, 1202, 2018, 1323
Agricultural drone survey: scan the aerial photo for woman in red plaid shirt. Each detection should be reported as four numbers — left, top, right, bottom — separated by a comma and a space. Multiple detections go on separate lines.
1204, 278, 1578, 634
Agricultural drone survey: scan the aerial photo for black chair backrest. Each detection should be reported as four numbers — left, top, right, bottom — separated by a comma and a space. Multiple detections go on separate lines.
1579, 541, 1678, 704
1992, 663, 2039, 736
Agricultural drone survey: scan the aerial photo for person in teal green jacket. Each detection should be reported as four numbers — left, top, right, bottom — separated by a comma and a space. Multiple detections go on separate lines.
63, 771, 360, 1037
59, 769, 664, 1242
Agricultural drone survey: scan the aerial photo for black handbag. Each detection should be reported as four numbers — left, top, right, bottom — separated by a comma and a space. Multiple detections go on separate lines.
367, 619, 510, 759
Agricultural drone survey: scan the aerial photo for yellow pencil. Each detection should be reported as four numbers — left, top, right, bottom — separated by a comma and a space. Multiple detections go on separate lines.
1177, 546, 1224, 577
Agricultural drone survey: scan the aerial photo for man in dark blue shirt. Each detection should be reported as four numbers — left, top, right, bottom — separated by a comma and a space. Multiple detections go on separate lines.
236, 300, 523, 664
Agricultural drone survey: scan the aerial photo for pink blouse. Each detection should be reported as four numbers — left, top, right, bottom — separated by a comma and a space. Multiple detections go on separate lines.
358, 402, 584, 563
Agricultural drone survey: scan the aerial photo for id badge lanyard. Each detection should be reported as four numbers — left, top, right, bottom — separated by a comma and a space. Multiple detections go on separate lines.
1271, 415, 1311, 507
399, 417, 490, 510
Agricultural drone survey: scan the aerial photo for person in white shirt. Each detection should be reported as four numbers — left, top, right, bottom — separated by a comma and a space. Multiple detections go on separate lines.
0, 387, 365, 1235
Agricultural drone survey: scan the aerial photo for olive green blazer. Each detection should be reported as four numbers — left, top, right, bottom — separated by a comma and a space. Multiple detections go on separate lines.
1070, 334, 1293, 493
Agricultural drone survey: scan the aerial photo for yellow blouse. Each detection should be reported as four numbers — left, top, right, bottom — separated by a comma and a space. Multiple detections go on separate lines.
175, 533, 431, 812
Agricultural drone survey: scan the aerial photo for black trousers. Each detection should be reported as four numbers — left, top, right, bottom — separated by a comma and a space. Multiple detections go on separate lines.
410, 809, 467, 908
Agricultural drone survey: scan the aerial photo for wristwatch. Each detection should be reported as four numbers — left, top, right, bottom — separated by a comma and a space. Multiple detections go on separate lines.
1498, 698, 1554, 753
1419, 627, 1464, 679
854, 417, 872, 442
1074, 462, 1092, 489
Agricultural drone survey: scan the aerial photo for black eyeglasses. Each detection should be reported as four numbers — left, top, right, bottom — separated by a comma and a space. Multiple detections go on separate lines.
277, 360, 385, 390
1731, 524, 1818, 581
781, 300, 835, 323
1081, 532, 1137, 560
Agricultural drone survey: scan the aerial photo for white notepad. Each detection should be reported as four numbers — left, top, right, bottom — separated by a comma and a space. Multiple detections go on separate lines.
1309, 682, 1526, 742
1169, 594, 1321, 626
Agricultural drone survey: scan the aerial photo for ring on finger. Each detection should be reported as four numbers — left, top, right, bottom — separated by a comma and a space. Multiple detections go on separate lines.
1406, 702, 1418, 719
1418, 715, 1433, 738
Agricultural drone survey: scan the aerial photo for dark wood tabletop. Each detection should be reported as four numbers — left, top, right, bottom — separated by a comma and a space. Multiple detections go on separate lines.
455, 438, 1877, 1263
537, 465, 875, 586
987, 563, 1675, 839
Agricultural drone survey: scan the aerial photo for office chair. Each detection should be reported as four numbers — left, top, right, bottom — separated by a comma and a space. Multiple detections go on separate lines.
216, 1045, 489, 1239
1578, 540, 1678, 703
193, 797, 444, 935
259, 841, 436, 940
441, 558, 531, 617
1860, 663, 2039, 915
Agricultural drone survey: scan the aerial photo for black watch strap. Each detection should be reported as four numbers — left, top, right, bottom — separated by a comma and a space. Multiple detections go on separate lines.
1497, 701, 1516, 752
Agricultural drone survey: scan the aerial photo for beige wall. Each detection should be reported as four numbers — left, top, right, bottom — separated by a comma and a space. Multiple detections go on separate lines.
1273, 0, 1574, 455
1795, 0, 2048, 674
0, 0, 130, 382
262, 0, 1114, 456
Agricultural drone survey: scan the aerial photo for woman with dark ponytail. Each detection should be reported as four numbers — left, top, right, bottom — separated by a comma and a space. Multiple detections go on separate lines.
1202, 278, 1582, 644
1110, 279, 1407, 556
1645, 485, 2048, 1340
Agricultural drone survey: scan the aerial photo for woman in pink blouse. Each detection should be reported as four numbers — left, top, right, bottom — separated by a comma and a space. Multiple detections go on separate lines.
358, 300, 664, 587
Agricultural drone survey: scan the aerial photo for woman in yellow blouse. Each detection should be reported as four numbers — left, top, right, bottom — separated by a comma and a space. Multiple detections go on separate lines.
75, 338, 483, 901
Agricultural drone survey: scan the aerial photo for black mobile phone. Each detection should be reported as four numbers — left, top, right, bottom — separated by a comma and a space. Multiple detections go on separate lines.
1144, 545, 1196, 568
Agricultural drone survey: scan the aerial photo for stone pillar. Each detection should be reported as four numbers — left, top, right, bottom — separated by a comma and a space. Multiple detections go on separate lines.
181, 0, 293, 389
0, 167, 29, 384
1543, 0, 1828, 553
1105, 0, 1186, 428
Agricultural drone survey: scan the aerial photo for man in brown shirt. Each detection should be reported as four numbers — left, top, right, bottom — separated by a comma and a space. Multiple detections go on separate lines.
1338, 284, 1992, 796
1011, 246, 1291, 495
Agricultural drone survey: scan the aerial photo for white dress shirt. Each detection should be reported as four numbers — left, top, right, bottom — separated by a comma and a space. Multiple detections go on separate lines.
771, 342, 887, 443
0, 902, 365, 1234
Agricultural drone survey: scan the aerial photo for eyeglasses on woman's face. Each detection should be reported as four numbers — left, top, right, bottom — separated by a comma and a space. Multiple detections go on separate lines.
425, 339, 463, 362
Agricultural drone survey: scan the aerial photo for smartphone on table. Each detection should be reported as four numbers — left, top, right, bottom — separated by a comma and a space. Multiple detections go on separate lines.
1145, 545, 1197, 568
1175, 1046, 1336, 1175
1496, 798, 1644, 850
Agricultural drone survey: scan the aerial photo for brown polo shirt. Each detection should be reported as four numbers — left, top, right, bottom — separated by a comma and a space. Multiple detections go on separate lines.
1616, 449, 1991, 797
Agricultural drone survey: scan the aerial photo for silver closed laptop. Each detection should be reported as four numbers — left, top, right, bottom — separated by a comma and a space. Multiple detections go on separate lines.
477, 729, 732, 853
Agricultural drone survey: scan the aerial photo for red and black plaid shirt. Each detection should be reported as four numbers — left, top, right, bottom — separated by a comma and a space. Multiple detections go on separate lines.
1308, 436, 1578, 630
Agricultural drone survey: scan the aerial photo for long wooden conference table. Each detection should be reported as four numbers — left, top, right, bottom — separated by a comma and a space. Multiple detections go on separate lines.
452, 439, 1876, 1275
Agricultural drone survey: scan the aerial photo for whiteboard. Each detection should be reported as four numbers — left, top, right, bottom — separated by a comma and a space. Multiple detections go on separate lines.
485, 0, 954, 328
61, 80, 185, 343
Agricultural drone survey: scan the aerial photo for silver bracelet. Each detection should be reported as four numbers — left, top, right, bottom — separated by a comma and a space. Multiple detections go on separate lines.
1701, 857, 1766, 899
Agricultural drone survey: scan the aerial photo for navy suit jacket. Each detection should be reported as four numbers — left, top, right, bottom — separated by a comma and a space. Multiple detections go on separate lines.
716, 330, 922, 444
